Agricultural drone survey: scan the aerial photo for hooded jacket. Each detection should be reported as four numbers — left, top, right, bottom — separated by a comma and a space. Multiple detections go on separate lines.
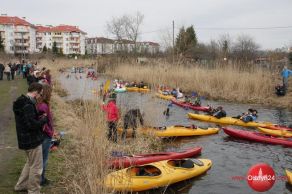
13, 95, 47, 150
102, 101, 119, 122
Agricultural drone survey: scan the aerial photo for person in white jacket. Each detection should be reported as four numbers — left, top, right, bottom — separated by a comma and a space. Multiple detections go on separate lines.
4, 64, 11, 81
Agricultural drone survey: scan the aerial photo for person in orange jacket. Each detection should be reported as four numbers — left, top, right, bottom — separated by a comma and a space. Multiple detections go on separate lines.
102, 94, 119, 143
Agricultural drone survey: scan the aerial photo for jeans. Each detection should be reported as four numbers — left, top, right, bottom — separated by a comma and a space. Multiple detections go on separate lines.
41, 136, 52, 184
283, 77, 288, 90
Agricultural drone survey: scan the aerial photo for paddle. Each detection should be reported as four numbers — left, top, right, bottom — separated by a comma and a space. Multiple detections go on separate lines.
104, 80, 111, 94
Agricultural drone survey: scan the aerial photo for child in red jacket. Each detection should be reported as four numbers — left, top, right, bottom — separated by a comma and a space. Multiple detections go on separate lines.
102, 96, 119, 143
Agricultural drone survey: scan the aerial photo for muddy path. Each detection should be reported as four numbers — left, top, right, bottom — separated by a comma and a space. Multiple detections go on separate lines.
0, 79, 27, 192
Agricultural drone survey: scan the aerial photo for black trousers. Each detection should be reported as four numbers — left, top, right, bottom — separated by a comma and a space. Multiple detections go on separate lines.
11, 71, 15, 80
107, 121, 117, 143
5, 72, 10, 81
122, 120, 137, 139
0, 71, 3, 80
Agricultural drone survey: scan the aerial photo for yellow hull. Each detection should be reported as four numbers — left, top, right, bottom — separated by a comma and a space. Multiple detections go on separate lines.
187, 113, 272, 127
285, 169, 292, 185
105, 159, 212, 192
257, 127, 292, 138
118, 126, 219, 137
155, 93, 175, 100
146, 126, 219, 137
126, 87, 150, 92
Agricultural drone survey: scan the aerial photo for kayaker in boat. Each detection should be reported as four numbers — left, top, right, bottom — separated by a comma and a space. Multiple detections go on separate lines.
122, 109, 144, 139
171, 88, 178, 98
101, 93, 119, 143
193, 95, 201, 106
177, 89, 184, 99
240, 109, 258, 123
212, 106, 226, 119
184, 95, 191, 103
233, 108, 253, 119
138, 81, 145, 88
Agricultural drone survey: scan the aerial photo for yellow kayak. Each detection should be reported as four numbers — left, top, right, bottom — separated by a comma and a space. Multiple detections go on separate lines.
145, 126, 219, 137
118, 126, 219, 137
126, 87, 150, 92
155, 93, 175, 100
187, 113, 273, 127
105, 158, 212, 192
257, 127, 292, 138
286, 169, 292, 185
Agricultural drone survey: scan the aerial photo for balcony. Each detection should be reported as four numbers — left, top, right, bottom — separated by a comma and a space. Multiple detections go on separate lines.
14, 34, 29, 40
70, 33, 80, 38
53, 34, 62, 37
14, 42, 30, 47
15, 50, 29, 54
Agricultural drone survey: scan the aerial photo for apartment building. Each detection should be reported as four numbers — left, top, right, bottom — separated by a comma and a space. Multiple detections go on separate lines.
0, 15, 36, 54
36, 25, 86, 55
86, 37, 160, 55
86, 37, 114, 54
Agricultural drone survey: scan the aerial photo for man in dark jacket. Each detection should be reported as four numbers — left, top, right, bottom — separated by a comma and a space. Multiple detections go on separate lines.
0, 63, 4, 80
13, 83, 47, 194
122, 109, 144, 139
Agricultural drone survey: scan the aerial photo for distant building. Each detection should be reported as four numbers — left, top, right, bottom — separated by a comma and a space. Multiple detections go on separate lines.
85, 37, 160, 55
86, 37, 114, 55
36, 25, 86, 55
137, 41, 160, 55
0, 15, 36, 55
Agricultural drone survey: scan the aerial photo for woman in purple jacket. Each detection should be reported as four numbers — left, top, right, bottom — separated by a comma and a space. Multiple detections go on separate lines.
37, 84, 54, 186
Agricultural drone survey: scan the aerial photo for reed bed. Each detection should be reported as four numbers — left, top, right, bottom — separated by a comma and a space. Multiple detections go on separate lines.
105, 61, 292, 109
49, 77, 162, 194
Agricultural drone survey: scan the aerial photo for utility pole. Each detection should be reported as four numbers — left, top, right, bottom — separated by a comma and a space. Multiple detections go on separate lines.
172, 20, 175, 64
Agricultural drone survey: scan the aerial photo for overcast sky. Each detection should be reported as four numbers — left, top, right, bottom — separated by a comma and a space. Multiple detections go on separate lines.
2, 0, 292, 50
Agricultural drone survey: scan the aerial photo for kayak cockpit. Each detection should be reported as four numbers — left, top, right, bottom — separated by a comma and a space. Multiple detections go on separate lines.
128, 165, 162, 176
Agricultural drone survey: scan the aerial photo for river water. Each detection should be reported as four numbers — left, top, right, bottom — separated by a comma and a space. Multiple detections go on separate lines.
59, 73, 292, 194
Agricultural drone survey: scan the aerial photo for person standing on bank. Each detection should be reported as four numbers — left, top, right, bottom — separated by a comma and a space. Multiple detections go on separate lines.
122, 109, 144, 139
281, 66, 292, 90
0, 63, 4, 80
102, 93, 119, 143
36, 84, 54, 186
4, 64, 11, 81
13, 83, 48, 194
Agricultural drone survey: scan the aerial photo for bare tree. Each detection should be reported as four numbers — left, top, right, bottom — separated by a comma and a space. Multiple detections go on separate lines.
232, 34, 259, 61
158, 28, 173, 54
106, 16, 125, 40
123, 12, 144, 52
106, 12, 144, 53
218, 34, 232, 60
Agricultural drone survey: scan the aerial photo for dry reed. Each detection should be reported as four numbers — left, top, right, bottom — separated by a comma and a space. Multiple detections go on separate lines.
105, 61, 292, 109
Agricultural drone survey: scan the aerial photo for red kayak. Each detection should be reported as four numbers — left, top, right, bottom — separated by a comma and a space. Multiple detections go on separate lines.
264, 125, 292, 131
171, 99, 210, 112
108, 146, 202, 169
223, 127, 292, 147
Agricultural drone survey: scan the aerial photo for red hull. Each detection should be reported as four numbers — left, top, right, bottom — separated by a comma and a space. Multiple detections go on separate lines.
171, 99, 210, 112
223, 127, 292, 147
109, 147, 202, 169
